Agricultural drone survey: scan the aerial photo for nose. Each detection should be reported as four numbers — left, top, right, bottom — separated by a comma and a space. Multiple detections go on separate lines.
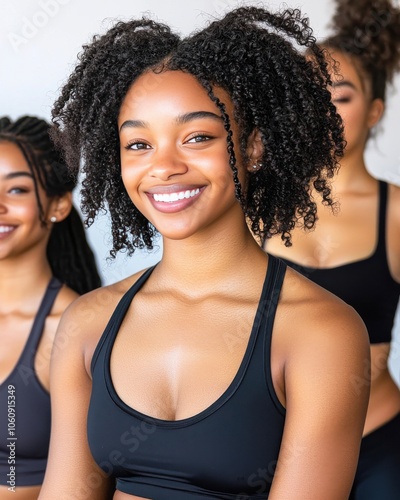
148, 145, 188, 181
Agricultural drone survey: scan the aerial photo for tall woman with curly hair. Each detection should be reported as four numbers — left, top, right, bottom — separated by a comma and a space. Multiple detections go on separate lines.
0, 115, 101, 500
266, 0, 400, 498
40, 6, 370, 499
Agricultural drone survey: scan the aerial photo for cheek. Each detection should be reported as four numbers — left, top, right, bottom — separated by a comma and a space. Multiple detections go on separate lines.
121, 161, 137, 188
13, 199, 41, 220
121, 166, 143, 207
337, 104, 366, 138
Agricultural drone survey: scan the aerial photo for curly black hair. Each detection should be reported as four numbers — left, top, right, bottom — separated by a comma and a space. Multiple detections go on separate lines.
51, 6, 345, 253
0, 115, 101, 294
324, 0, 400, 101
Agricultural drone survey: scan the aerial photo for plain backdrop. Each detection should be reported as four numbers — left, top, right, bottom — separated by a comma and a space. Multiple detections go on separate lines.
1, 0, 399, 383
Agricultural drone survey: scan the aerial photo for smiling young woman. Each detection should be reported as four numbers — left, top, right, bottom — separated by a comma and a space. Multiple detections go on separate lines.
0, 116, 101, 500
39, 6, 370, 500
265, 1, 400, 498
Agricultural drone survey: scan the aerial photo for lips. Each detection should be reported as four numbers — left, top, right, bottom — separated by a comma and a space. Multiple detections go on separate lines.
153, 188, 200, 203
146, 186, 204, 213
0, 225, 16, 239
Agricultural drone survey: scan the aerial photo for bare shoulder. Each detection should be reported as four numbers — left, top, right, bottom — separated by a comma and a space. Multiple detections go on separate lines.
387, 183, 400, 280
269, 267, 370, 499
60, 267, 148, 326
388, 182, 400, 220
53, 268, 151, 372
388, 184, 400, 207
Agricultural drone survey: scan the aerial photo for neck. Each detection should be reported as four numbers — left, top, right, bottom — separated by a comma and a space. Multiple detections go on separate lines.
157, 218, 267, 295
331, 148, 376, 194
0, 252, 53, 309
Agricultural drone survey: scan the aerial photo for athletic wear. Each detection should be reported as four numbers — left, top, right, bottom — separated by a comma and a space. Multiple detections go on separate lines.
349, 413, 400, 500
88, 256, 286, 499
278, 181, 400, 498
0, 278, 62, 486
281, 182, 400, 344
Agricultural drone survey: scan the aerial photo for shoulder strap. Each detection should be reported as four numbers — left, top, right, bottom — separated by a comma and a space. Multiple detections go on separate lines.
254, 254, 286, 335
90, 265, 157, 374
263, 254, 286, 308
377, 181, 388, 252
23, 277, 63, 359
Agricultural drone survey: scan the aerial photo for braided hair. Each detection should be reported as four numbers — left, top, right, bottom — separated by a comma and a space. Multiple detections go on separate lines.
51, 6, 345, 252
0, 115, 101, 294
324, 0, 400, 102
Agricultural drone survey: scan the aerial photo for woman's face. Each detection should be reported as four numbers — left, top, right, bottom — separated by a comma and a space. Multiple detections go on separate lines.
118, 70, 251, 241
0, 141, 54, 261
329, 50, 383, 158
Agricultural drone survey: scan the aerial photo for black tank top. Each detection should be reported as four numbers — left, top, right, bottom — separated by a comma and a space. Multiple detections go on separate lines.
0, 278, 62, 486
88, 256, 286, 499
281, 182, 400, 344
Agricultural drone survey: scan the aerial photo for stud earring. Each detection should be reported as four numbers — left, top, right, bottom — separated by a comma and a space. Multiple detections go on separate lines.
251, 160, 262, 171
50, 216, 57, 223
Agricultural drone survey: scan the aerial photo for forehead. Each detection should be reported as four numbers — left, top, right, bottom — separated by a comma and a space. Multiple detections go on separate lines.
0, 140, 30, 173
329, 50, 366, 90
118, 70, 232, 124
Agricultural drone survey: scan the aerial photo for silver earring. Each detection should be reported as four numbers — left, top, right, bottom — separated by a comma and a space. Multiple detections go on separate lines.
252, 164, 258, 170
50, 216, 57, 223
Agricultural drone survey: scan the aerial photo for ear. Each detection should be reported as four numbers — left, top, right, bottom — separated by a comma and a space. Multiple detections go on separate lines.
367, 98, 384, 129
246, 129, 264, 172
48, 192, 73, 224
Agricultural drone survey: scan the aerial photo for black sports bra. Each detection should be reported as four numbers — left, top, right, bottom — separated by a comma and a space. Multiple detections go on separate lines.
0, 278, 62, 486
88, 256, 286, 498
281, 182, 400, 344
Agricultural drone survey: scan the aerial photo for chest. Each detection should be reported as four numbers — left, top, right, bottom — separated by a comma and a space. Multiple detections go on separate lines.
88, 287, 285, 498
287, 194, 379, 268
109, 295, 259, 421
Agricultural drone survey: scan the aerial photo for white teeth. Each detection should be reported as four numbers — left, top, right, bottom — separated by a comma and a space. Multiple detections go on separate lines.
0, 226, 14, 234
153, 188, 200, 203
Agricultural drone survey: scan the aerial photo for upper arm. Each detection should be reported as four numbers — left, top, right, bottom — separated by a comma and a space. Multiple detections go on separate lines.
388, 183, 400, 281
270, 300, 370, 500
39, 299, 114, 500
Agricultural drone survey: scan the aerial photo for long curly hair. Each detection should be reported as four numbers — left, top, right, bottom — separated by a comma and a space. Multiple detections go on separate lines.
324, 0, 400, 101
51, 6, 345, 253
0, 115, 101, 293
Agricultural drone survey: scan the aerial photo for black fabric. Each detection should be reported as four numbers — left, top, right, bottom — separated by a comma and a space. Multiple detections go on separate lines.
349, 413, 400, 500
0, 278, 62, 486
281, 182, 400, 344
88, 256, 286, 499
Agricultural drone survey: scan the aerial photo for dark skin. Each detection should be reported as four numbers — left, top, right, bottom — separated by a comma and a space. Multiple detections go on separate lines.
0, 141, 77, 500
266, 50, 400, 436
40, 71, 370, 500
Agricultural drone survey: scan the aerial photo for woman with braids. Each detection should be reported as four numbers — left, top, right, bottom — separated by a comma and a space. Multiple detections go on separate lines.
0, 115, 101, 500
266, 0, 400, 498
40, 5, 370, 499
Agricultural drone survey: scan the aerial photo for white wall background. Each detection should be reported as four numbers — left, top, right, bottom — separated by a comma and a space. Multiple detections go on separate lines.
1, 0, 399, 383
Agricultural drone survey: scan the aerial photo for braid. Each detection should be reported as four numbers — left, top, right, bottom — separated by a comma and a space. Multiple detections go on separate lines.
47, 207, 101, 294
0, 115, 101, 292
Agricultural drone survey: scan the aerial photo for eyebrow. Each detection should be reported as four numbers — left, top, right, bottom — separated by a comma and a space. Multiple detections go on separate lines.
3, 171, 33, 180
331, 80, 357, 90
119, 111, 223, 132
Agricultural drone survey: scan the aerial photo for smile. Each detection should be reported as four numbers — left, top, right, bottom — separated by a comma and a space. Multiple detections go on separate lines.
153, 189, 200, 203
0, 225, 15, 233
